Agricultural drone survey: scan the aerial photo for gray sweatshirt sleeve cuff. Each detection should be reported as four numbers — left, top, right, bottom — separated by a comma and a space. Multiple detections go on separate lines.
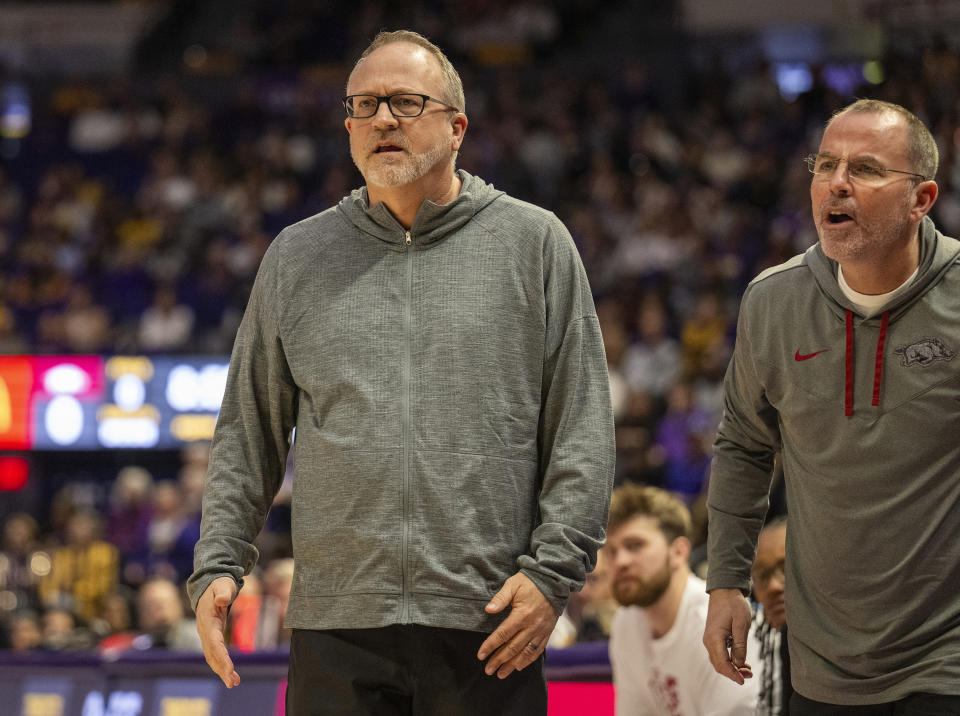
186, 570, 244, 613
518, 566, 568, 616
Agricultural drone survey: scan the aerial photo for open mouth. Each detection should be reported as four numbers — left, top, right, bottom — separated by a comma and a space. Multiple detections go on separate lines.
374, 144, 403, 153
827, 211, 854, 225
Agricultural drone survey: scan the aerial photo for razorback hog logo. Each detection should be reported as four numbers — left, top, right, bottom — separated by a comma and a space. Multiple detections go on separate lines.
894, 337, 956, 367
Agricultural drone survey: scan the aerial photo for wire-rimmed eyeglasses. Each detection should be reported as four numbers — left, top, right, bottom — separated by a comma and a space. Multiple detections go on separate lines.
343, 93, 459, 119
805, 154, 928, 186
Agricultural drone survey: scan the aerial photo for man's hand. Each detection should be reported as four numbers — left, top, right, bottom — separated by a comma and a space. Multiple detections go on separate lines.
703, 588, 754, 685
476, 572, 559, 679
196, 576, 240, 688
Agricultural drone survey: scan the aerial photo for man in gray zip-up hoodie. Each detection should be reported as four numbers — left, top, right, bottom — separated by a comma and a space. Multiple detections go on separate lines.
703, 100, 960, 711
187, 30, 614, 714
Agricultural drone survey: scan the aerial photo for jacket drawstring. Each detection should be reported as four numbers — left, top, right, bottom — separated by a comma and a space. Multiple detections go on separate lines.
845, 311, 854, 417
844, 309, 890, 417
872, 310, 890, 407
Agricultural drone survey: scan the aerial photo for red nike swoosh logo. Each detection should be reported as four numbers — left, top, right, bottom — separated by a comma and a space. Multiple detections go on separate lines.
795, 349, 828, 361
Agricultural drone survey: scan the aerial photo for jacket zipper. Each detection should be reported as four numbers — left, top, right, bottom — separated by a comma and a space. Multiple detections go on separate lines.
401, 229, 412, 622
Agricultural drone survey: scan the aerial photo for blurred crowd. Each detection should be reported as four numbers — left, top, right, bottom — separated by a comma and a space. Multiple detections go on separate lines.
0, 441, 294, 653
3, 0, 960, 652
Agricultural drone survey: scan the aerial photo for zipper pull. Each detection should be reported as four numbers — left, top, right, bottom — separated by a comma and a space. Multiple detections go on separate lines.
405, 230, 411, 245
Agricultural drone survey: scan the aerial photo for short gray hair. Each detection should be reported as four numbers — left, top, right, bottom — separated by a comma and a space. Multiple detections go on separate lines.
348, 30, 465, 114
829, 99, 939, 180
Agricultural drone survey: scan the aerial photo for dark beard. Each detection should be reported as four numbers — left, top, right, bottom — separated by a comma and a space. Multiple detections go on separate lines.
613, 558, 672, 607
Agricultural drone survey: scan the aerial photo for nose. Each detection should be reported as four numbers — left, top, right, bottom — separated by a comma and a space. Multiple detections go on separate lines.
766, 565, 786, 593
371, 100, 399, 130
827, 158, 852, 196
610, 548, 632, 570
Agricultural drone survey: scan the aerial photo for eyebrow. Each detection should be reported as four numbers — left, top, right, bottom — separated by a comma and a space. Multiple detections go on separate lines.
347, 88, 424, 96
816, 151, 884, 164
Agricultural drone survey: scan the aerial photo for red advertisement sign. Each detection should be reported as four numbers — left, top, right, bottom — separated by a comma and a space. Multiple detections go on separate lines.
0, 356, 32, 450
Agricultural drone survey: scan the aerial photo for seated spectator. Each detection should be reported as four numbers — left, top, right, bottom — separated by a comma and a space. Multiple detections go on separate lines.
752, 518, 791, 715
622, 300, 681, 399
41, 606, 96, 651
599, 310, 631, 421
550, 549, 620, 648
98, 245, 154, 338
137, 283, 194, 352
185, 238, 234, 337
606, 484, 759, 714
105, 466, 154, 586
221, 558, 297, 651
136, 577, 202, 651
255, 558, 294, 649
1, 512, 43, 612
655, 381, 714, 501
680, 292, 728, 378
177, 462, 205, 519
614, 412, 667, 488
59, 284, 112, 353
6, 610, 42, 652
0, 303, 28, 353
38, 510, 118, 623
145, 481, 200, 583
95, 588, 139, 654
181, 441, 210, 473
576, 550, 618, 643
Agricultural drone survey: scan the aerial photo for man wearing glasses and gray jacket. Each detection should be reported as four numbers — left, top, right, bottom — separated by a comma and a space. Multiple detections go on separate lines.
704, 99, 960, 713
188, 30, 614, 715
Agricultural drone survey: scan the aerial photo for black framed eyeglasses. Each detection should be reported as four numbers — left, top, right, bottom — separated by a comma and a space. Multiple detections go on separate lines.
343, 93, 459, 119
804, 154, 928, 186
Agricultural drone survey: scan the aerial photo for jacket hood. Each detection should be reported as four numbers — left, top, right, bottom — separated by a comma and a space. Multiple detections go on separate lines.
336, 170, 505, 247
806, 215, 960, 323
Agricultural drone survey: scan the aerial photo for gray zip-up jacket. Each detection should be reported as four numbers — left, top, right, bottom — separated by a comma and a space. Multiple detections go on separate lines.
187, 171, 615, 633
707, 216, 960, 703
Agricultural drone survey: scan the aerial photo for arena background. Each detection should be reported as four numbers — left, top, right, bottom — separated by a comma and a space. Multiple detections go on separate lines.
1, 1, 960, 714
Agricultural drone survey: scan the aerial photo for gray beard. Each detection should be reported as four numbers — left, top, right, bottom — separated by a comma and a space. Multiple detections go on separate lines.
355, 136, 451, 188
819, 214, 911, 263
817, 189, 913, 264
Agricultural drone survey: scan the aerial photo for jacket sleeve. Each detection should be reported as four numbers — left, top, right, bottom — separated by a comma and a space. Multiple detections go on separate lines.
706, 285, 780, 594
516, 215, 616, 610
187, 238, 299, 611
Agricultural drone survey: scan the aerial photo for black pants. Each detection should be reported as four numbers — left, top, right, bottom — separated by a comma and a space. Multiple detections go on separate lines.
791, 692, 960, 715
286, 625, 548, 716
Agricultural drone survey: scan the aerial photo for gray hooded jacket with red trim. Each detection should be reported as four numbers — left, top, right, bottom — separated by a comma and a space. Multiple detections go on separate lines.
706, 215, 960, 703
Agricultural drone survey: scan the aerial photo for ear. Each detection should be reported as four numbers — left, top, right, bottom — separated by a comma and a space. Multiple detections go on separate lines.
669, 536, 691, 569
909, 179, 938, 222
345, 117, 352, 134
451, 112, 468, 152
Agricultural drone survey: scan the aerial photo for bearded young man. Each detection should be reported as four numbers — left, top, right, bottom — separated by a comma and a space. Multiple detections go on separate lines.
605, 485, 759, 715
187, 30, 614, 716
704, 100, 960, 713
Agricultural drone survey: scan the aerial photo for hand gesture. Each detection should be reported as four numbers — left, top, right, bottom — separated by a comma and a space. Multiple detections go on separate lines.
702, 588, 754, 684
476, 572, 559, 679
196, 576, 241, 688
